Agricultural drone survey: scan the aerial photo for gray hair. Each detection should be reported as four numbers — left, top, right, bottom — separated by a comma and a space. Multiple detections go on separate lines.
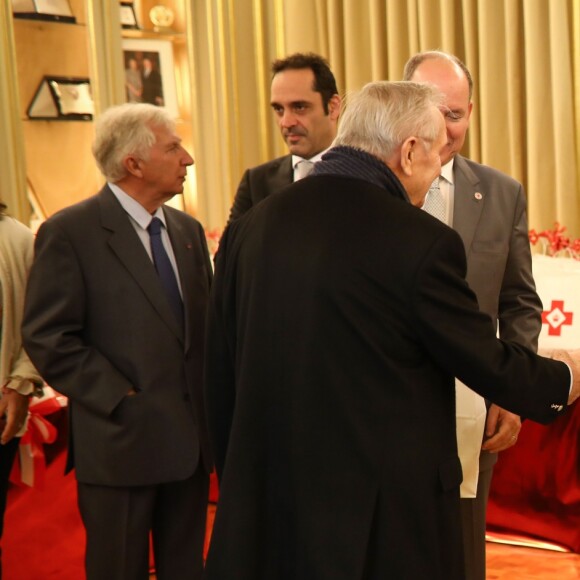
403, 51, 474, 100
333, 81, 443, 159
92, 103, 176, 182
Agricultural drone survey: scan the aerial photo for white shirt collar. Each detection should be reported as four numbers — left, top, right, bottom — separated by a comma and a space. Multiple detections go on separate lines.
108, 183, 166, 229
441, 158, 455, 185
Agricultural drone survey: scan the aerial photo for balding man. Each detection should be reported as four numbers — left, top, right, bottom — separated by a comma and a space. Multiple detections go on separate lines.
404, 51, 542, 580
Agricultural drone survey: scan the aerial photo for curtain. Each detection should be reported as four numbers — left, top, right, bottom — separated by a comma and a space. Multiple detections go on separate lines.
190, 0, 579, 235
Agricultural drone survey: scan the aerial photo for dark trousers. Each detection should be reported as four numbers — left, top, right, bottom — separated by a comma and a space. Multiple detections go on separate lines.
78, 466, 209, 580
460, 466, 493, 580
0, 437, 20, 579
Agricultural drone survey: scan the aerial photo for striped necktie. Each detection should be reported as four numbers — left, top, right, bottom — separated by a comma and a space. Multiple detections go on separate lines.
423, 177, 446, 223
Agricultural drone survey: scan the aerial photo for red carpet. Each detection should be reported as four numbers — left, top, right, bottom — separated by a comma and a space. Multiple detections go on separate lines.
2, 396, 580, 580
7, 400, 576, 579
3, 437, 85, 579
1, 405, 218, 579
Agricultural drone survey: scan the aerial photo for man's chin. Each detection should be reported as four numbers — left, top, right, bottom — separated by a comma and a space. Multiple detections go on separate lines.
440, 145, 458, 166
286, 139, 307, 155
163, 190, 183, 202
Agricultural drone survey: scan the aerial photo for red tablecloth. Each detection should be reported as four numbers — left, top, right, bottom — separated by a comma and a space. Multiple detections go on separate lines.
487, 401, 580, 552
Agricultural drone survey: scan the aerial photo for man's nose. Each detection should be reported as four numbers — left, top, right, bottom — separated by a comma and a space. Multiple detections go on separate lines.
280, 110, 297, 127
182, 150, 195, 166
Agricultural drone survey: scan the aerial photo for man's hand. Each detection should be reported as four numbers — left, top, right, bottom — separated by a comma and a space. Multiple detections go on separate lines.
481, 404, 521, 453
540, 348, 580, 406
0, 389, 30, 445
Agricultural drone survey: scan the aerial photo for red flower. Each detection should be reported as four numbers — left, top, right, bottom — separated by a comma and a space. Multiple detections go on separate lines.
529, 223, 580, 259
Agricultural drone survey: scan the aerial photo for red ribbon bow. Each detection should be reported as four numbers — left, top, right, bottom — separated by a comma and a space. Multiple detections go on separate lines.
9, 389, 65, 488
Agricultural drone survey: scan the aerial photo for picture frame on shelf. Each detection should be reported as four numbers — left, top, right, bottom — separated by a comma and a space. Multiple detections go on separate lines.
12, 0, 76, 23
122, 38, 179, 117
27, 76, 94, 121
120, 2, 139, 30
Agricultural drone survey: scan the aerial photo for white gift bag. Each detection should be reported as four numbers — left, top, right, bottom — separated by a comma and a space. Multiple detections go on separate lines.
456, 380, 486, 498
533, 254, 580, 348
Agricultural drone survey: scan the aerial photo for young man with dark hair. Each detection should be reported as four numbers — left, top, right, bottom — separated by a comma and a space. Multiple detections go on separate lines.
228, 52, 341, 222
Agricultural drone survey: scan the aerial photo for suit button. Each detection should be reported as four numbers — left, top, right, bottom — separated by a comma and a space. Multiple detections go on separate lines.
183, 393, 190, 401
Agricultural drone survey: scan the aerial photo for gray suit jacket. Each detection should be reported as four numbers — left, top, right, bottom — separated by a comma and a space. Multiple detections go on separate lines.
22, 186, 213, 486
452, 155, 542, 470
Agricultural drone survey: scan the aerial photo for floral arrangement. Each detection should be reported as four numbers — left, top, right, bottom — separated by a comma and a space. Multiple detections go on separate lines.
207, 223, 580, 260
529, 223, 580, 259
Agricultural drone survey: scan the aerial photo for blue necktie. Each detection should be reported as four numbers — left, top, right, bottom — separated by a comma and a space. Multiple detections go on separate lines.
147, 217, 184, 327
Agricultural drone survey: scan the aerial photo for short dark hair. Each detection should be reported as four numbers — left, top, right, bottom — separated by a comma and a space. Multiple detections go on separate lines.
403, 51, 474, 101
271, 52, 338, 114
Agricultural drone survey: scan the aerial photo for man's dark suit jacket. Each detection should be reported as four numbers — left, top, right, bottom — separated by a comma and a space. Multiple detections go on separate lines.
22, 186, 213, 486
204, 173, 570, 580
228, 154, 292, 222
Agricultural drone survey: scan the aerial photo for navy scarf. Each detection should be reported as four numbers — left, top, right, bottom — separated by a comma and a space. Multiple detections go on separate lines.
312, 146, 410, 204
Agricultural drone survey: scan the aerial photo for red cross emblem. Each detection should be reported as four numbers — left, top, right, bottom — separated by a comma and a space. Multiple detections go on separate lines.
542, 300, 573, 336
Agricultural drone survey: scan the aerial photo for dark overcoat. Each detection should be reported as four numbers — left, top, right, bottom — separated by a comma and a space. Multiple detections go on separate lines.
204, 174, 569, 580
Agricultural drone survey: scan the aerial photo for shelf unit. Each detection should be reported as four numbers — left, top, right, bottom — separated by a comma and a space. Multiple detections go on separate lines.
1, 0, 198, 224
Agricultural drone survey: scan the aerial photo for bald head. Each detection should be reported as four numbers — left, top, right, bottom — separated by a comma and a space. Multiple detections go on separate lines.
403, 52, 473, 165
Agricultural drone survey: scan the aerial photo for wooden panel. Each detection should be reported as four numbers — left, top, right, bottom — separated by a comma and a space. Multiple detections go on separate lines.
12, 8, 96, 216
22, 121, 102, 217
68, 0, 87, 24
13, 19, 90, 117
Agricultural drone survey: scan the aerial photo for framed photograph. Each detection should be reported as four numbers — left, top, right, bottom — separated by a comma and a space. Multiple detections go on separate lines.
121, 38, 179, 117
120, 2, 138, 29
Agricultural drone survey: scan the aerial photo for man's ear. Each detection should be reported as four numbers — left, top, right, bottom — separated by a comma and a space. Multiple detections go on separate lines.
328, 94, 341, 120
465, 101, 474, 123
399, 136, 417, 177
124, 155, 143, 178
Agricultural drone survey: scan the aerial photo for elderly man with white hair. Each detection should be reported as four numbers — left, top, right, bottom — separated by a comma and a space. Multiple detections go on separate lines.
203, 81, 579, 580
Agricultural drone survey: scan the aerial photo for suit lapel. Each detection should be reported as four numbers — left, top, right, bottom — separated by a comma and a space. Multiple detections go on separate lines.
98, 187, 184, 342
270, 155, 294, 192
452, 155, 484, 255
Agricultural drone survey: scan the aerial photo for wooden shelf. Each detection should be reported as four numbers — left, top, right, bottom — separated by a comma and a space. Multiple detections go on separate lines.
122, 28, 186, 44
3, 0, 197, 220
